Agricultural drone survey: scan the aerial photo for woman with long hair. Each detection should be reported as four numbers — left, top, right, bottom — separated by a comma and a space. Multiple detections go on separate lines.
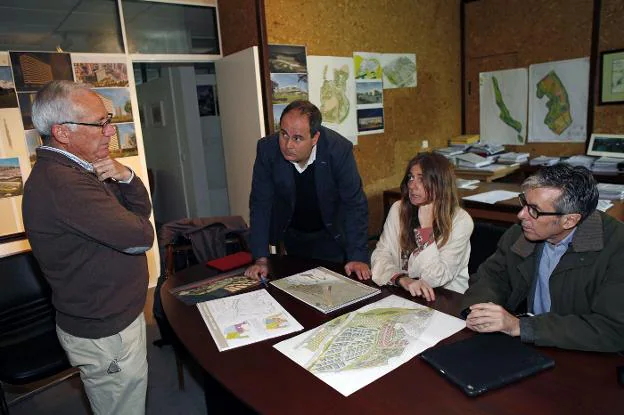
371, 153, 473, 300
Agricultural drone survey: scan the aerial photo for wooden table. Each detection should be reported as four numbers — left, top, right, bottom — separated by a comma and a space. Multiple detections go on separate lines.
383, 182, 624, 225
161, 256, 624, 415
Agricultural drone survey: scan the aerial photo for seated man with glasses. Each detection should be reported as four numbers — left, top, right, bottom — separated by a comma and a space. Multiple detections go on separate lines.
461, 163, 624, 352
22, 80, 154, 414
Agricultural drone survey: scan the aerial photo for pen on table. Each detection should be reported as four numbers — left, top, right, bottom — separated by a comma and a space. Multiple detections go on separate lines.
260, 276, 269, 288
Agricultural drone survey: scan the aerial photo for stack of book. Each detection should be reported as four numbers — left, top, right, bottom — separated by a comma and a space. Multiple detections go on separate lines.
597, 183, 624, 200
434, 146, 466, 158
468, 143, 505, 157
529, 156, 560, 166
449, 134, 480, 146
563, 155, 595, 170
591, 157, 623, 174
497, 152, 530, 164
455, 152, 496, 168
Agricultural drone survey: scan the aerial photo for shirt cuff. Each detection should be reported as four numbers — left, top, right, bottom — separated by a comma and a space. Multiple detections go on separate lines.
118, 167, 135, 184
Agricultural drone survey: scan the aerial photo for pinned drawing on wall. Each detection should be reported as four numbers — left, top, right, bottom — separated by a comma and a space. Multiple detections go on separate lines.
479, 68, 527, 145
0, 66, 18, 108
269, 44, 308, 131
268, 44, 307, 74
528, 57, 589, 143
307, 55, 357, 144
353, 52, 384, 135
0, 106, 31, 237
353, 52, 383, 81
599, 48, 624, 105
9, 51, 73, 92
381, 53, 417, 89
71, 53, 129, 88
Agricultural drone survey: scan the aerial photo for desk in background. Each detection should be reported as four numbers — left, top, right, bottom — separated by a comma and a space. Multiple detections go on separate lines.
161, 256, 624, 415
454, 163, 520, 182
383, 182, 624, 225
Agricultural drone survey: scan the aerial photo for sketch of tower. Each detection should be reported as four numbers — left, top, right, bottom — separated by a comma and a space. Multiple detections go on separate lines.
97, 93, 114, 115
19, 55, 53, 86
108, 128, 120, 152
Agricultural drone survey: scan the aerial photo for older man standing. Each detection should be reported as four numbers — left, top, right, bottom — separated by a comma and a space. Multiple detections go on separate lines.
462, 163, 624, 352
22, 80, 154, 414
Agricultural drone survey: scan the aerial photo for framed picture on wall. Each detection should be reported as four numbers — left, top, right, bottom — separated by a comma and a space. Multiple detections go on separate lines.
599, 48, 624, 105
587, 133, 624, 158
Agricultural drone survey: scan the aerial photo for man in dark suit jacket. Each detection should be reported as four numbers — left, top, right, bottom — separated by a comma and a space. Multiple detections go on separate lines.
245, 100, 371, 280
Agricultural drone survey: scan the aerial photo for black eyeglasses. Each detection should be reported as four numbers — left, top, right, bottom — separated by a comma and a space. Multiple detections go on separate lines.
518, 192, 565, 219
60, 113, 113, 133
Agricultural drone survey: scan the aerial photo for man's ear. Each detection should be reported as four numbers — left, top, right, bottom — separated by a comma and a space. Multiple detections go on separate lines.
51, 124, 70, 145
311, 131, 320, 146
562, 213, 582, 230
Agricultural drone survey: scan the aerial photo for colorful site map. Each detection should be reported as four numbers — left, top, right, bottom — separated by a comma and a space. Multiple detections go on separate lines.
479, 68, 527, 145
528, 57, 589, 143
492, 76, 523, 141
319, 64, 351, 124
274, 295, 465, 396
535, 71, 572, 135
197, 289, 303, 351
308, 56, 357, 143
381, 53, 417, 89
171, 271, 259, 305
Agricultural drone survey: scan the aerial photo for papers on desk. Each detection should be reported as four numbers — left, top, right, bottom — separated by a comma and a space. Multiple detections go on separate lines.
597, 183, 624, 200
274, 295, 465, 397
462, 190, 519, 204
197, 289, 303, 351
597, 200, 614, 212
456, 178, 480, 189
270, 267, 380, 314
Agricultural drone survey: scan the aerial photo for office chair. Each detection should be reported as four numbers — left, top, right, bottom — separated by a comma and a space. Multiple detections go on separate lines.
0, 251, 76, 415
153, 216, 249, 390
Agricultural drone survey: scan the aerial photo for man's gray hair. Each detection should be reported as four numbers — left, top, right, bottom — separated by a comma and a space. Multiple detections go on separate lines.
32, 80, 93, 136
521, 163, 599, 221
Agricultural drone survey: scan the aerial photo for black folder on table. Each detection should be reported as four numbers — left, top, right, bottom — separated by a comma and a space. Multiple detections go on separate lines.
420, 333, 555, 397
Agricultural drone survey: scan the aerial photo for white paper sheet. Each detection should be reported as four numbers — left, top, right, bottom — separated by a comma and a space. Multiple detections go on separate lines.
462, 190, 519, 204
274, 295, 465, 396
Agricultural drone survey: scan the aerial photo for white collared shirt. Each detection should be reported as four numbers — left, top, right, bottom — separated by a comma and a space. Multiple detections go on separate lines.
290, 145, 317, 173
38, 146, 134, 183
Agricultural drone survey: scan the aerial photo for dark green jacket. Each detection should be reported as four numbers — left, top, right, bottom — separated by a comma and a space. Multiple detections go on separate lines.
462, 211, 624, 352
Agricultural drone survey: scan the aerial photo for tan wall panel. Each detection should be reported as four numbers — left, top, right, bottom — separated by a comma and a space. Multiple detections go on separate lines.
465, 0, 593, 156
594, 0, 624, 133
264, 0, 461, 234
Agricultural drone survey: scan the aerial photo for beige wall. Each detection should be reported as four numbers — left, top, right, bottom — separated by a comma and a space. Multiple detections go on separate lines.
264, 0, 462, 234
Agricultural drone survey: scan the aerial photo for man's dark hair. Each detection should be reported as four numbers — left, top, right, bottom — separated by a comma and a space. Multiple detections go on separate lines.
280, 100, 322, 136
521, 163, 599, 221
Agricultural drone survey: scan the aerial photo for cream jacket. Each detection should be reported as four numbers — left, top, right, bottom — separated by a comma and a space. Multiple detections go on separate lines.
371, 201, 474, 293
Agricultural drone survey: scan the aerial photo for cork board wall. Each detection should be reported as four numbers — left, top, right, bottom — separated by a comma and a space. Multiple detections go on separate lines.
465, 0, 624, 156
263, 0, 462, 234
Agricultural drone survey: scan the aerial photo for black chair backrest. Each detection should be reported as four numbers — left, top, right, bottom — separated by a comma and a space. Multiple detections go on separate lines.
468, 221, 511, 276
0, 252, 55, 347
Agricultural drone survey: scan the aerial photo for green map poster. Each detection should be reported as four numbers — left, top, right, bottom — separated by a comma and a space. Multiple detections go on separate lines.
479, 68, 527, 145
528, 57, 589, 143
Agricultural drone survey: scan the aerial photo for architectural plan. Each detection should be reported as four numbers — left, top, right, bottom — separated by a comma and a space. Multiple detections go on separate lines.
197, 289, 303, 351
270, 266, 380, 314
274, 295, 465, 396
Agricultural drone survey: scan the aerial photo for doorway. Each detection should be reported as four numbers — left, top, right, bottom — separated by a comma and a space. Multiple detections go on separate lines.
134, 62, 229, 228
